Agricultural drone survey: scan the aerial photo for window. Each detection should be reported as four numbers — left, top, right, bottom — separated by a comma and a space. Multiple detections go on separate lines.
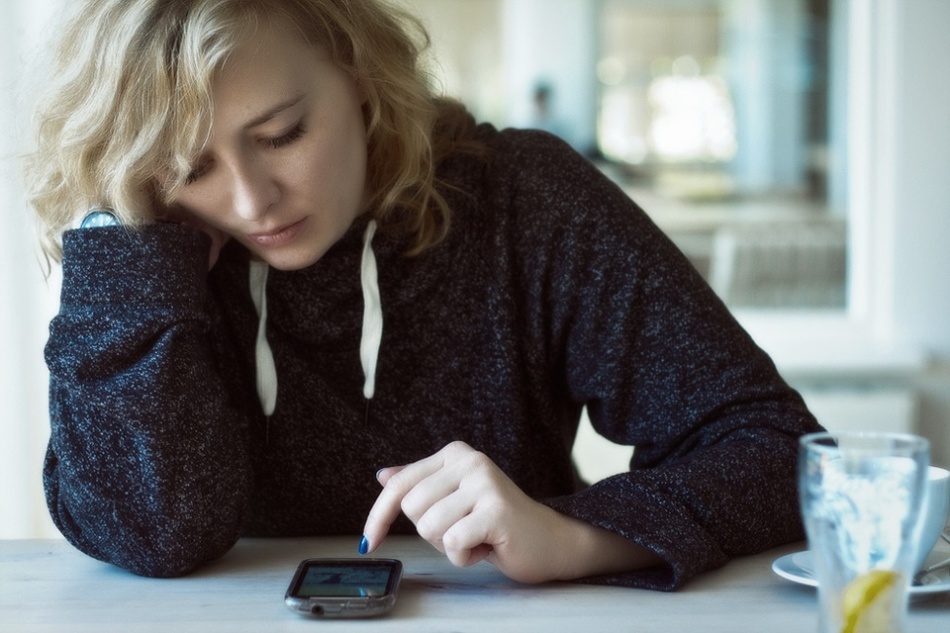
596, 0, 845, 310
413, 0, 848, 312
411, 0, 930, 370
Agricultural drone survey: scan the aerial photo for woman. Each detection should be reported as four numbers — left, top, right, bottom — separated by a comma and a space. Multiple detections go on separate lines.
26, 0, 821, 589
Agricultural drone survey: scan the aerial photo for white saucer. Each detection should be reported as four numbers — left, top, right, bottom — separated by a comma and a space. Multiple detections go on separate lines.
772, 551, 950, 596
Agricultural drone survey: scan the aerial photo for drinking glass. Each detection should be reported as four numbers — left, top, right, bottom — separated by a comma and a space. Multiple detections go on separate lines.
799, 432, 930, 633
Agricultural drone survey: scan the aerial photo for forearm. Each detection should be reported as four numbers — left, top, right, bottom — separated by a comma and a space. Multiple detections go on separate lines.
549, 511, 663, 581
44, 224, 252, 577
44, 373, 250, 577
544, 428, 809, 590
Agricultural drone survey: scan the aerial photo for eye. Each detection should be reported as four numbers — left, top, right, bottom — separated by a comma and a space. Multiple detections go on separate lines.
181, 121, 306, 186
265, 122, 306, 149
184, 161, 211, 186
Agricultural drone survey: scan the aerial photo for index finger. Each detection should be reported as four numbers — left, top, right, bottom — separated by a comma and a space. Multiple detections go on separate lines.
360, 453, 446, 555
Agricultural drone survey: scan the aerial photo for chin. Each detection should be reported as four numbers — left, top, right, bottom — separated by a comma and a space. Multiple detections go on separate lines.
256, 244, 331, 271
262, 254, 319, 271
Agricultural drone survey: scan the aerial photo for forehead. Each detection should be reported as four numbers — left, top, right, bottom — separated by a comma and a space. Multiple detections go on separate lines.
211, 21, 322, 112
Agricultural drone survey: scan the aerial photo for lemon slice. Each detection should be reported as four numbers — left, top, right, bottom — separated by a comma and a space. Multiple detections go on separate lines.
840, 569, 901, 633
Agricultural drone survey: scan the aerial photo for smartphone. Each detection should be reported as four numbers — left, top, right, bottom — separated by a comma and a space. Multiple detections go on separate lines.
284, 558, 403, 618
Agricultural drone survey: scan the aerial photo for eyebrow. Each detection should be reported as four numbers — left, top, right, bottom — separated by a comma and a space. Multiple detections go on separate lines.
243, 93, 306, 129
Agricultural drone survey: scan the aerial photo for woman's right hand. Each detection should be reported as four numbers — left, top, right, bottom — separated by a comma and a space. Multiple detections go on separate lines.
360, 441, 662, 584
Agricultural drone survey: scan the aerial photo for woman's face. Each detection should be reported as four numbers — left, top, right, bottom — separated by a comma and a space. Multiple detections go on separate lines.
170, 21, 369, 270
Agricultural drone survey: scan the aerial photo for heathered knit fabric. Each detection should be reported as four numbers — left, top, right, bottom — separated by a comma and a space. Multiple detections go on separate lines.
43, 126, 821, 589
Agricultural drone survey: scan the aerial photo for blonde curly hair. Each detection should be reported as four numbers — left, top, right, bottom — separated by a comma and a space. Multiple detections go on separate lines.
25, 0, 477, 262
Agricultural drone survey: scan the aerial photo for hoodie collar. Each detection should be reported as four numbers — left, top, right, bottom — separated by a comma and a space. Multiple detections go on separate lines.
249, 219, 382, 417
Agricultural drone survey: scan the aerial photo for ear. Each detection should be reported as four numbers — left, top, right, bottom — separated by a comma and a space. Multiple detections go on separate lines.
344, 63, 368, 104
358, 80, 369, 106
358, 90, 377, 134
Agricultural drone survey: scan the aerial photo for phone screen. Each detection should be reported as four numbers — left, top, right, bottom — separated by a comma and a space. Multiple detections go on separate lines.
296, 561, 397, 597
285, 558, 402, 618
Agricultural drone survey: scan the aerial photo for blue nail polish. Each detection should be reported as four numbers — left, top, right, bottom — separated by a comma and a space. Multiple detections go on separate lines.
358, 535, 369, 555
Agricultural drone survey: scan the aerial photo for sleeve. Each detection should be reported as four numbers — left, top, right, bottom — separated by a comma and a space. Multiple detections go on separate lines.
42, 223, 253, 577
510, 132, 823, 590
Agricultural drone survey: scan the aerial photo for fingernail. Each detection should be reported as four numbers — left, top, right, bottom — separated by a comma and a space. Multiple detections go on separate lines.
358, 535, 369, 555
375, 468, 385, 482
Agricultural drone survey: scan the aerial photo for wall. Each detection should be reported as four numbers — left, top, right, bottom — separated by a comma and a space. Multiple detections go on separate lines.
499, 0, 599, 152
0, 0, 61, 538
891, 0, 950, 467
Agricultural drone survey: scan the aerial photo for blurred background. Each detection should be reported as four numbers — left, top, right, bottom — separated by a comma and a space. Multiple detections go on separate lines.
2, 0, 948, 538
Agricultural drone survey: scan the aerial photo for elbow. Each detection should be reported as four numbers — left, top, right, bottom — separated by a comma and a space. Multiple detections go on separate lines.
118, 536, 232, 578
44, 451, 246, 578
100, 507, 242, 578
49, 495, 239, 578
79, 524, 238, 578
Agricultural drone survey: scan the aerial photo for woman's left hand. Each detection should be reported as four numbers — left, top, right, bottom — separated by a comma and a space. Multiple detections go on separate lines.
360, 441, 661, 584
160, 205, 230, 270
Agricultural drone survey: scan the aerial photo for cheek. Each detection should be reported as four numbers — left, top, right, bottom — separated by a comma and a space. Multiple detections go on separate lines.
168, 189, 228, 228
294, 122, 368, 203
339, 112, 370, 197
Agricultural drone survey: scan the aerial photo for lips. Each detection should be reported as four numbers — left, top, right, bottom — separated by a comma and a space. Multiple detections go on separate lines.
247, 218, 306, 247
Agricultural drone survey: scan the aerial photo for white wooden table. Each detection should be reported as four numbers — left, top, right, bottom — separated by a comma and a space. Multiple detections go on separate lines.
1, 536, 947, 632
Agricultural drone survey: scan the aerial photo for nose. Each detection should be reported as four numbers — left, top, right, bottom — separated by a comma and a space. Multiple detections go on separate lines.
230, 160, 279, 221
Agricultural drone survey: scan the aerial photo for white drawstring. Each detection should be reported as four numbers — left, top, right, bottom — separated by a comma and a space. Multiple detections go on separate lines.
249, 260, 277, 416
248, 218, 382, 421
360, 220, 382, 399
